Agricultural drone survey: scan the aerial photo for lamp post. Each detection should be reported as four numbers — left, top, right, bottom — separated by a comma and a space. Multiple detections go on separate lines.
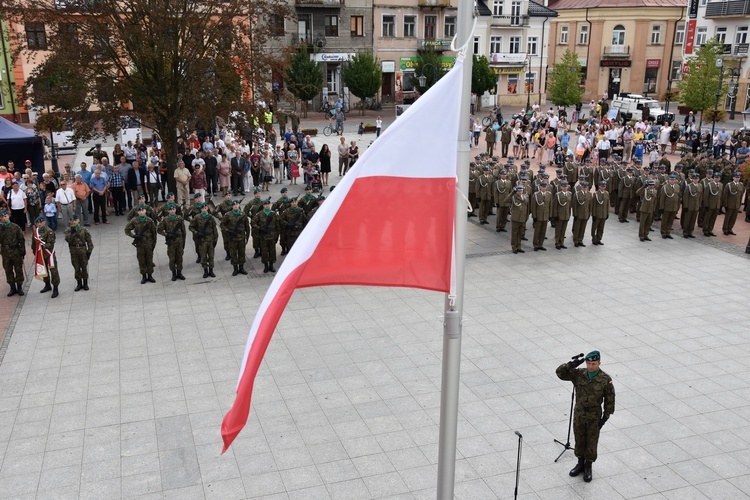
727, 67, 741, 120
46, 103, 58, 174
525, 58, 531, 113
710, 59, 741, 151
417, 62, 438, 91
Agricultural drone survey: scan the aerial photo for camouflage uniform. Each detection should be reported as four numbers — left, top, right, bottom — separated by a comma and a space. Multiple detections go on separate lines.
157, 212, 186, 280
216, 198, 235, 260
252, 205, 280, 272
244, 194, 265, 258
280, 203, 307, 252
124, 214, 158, 280
35, 225, 60, 296
0, 217, 25, 295
127, 203, 157, 221
272, 196, 292, 254
64, 222, 94, 290
189, 210, 219, 276
220, 208, 250, 273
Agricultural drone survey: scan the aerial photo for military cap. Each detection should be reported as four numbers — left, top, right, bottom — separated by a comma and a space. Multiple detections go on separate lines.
680, 152, 687, 157
734, 171, 742, 177
515, 185, 524, 191
166, 192, 174, 198
647, 179, 656, 185
167, 202, 176, 209
650, 170, 657, 175
330, 185, 336, 191
232, 199, 241, 205
262, 198, 272, 204
675, 164, 683, 169
305, 185, 312, 190
556, 169, 563, 174
473, 156, 481, 161
280, 187, 288, 193
519, 176, 528, 182
138, 193, 146, 199
35, 215, 46, 223
543, 173, 550, 178
224, 191, 232, 197
598, 181, 607, 187
581, 181, 590, 187
194, 193, 202, 199
470, 162, 477, 167
254, 188, 261, 194
137, 203, 148, 210
290, 196, 299, 202
0, 210, 8, 216
482, 166, 489, 171
668, 173, 677, 179
508, 156, 515, 160
492, 156, 499, 161
658, 165, 666, 170
540, 182, 548, 187
707, 169, 714, 175
499, 170, 507, 175
626, 167, 634, 172
71, 214, 80, 220
585, 350, 600, 361
579, 175, 586, 179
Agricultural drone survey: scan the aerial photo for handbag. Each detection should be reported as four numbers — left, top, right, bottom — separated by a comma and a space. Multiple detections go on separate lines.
264, 175, 273, 183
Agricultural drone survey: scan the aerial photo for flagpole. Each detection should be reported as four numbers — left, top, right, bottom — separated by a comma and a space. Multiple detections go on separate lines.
436, 0, 473, 497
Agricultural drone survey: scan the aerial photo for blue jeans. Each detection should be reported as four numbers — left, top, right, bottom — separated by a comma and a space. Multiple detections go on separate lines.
46, 215, 58, 231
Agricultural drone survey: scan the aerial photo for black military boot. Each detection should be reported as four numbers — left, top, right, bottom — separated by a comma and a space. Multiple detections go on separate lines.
238, 265, 248, 275
203, 268, 209, 278
171, 270, 178, 281
7, 283, 17, 297
269, 263, 276, 273
16, 283, 24, 296
569, 458, 585, 477
280, 247, 287, 256
141, 274, 148, 284
40, 278, 52, 293
83, 279, 89, 291
75, 279, 83, 292
253, 249, 261, 258
263, 263, 269, 273
195, 255, 201, 264
225, 252, 231, 261
176, 270, 185, 280
51, 286, 59, 298
232, 265, 239, 276
208, 268, 216, 278
583, 460, 593, 482
147, 274, 156, 283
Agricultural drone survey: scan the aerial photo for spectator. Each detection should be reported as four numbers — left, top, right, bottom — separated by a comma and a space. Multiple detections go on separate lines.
72, 174, 91, 226
55, 179, 76, 228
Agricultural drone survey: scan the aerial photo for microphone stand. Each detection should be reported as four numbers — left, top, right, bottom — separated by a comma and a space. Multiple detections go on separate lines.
514, 431, 523, 500
554, 386, 575, 462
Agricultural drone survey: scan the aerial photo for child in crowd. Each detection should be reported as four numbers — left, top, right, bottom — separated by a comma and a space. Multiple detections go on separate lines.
44, 195, 58, 230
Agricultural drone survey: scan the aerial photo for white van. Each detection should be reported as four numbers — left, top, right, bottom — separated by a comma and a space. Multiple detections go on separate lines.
611, 93, 674, 125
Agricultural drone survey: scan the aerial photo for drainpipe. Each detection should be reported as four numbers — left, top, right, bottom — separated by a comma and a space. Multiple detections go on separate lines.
0, 21, 18, 123
664, 7, 685, 114
538, 16, 548, 105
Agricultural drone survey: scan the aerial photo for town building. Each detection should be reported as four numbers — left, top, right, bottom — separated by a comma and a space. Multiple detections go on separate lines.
547, 0, 685, 105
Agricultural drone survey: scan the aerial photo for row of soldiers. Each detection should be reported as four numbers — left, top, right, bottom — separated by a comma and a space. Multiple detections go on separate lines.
123, 186, 326, 282
468, 152, 747, 251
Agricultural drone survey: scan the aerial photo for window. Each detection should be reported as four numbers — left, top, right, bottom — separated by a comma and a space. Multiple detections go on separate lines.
612, 25, 625, 46
696, 26, 708, 46
578, 25, 589, 45
424, 15, 437, 40
403, 15, 416, 38
527, 36, 538, 56
351, 16, 364, 37
25, 23, 47, 50
643, 68, 658, 94
493, 0, 503, 17
444, 16, 456, 38
509, 36, 521, 53
651, 25, 661, 45
490, 36, 502, 54
325, 15, 338, 37
507, 74, 518, 94
326, 68, 338, 94
559, 25, 568, 44
269, 15, 284, 37
675, 24, 685, 45
473, 36, 480, 55
736, 26, 748, 44
382, 15, 395, 37
715, 26, 727, 43
510, 1, 522, 26
524, 72, 536, 93
58, 23, 78, 45
671, 60, 682, 81
700, 0, 707, 5
580, 66, 587, 86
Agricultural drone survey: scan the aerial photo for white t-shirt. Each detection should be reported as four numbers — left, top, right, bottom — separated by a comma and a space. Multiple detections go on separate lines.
549, 116, 559, 129
8, 188, 26, 210
192, 158, 206, 169
55, 187, 75, 205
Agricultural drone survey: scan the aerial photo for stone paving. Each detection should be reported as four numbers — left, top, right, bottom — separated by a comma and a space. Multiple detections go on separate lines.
2, 134, 750, 499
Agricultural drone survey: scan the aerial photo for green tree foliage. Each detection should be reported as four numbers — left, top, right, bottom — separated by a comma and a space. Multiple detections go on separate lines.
413, 48, 449, 94
678, 39, 728, 124
471, 55, 496, 105
285, 46, 325, 118
342, 52, 382, 116
547, 50, 585, 107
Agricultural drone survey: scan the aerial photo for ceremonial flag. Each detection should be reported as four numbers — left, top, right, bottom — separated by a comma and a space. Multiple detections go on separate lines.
221, 60, 465, 452
33, 227, 48, 280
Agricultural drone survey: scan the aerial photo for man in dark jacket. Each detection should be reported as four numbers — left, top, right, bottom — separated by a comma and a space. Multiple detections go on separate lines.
126, 159, 147, 204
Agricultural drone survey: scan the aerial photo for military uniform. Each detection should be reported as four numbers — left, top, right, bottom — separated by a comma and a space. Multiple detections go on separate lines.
33, 220, 60, 297
124, 207, 158, 283
156, 195, 183, 221
189, 205, 219, 278
556, 351, 615, 482
216, 196, 236, 260
590, 185, 609, 245
681, 178, 702, 238
551, 187, 572, 249
273, 192, 292, 253
476, 169, 494, 224
698, 173, 715, 229
157, 206, 187, 281
721, 174, 746, 235
467, 164, 478, 218
703, 178, 723, 236
0, 212, 26, 296
220, 203, 250, 275
64, 216, 94, 291
280, 201, 307, 253
618, 173, 636, 222
494, 175, 512, 232
636, 183, 658, 241
127, 198, 157, 221
563, 159, 578, 187
659, 178, 681, 238
530, 187, 552, 251
571, 187, 592, 247
298, 189, 317, 214
252, 201, 280, 272
509, 188, 528, 253
244, 191, 265, 258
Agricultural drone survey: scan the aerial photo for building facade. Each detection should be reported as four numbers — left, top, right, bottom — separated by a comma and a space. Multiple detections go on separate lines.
548, 0, 685, 104
686, 0, 750, 114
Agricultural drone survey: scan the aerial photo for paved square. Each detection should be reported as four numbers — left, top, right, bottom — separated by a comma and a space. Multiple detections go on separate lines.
1, 194, 749, 499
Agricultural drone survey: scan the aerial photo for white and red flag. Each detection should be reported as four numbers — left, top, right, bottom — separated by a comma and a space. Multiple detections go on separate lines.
221, 60, 465, 451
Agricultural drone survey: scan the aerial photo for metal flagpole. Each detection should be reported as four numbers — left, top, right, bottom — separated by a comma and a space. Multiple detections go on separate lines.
436, 0, 473, 497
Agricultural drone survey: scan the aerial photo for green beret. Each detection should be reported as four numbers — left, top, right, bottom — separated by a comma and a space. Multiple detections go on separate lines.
262, 198, 271, 204
305, 185, 312, 190
232, 199, 240, 205
166, 192, 175, 198
225, 191, 232, 197
290, 196, 298, 202
317, 195, 326, 201
254, 188, 261, 194
329, 185, 335, 192
138, 193, 146, 199
585, 350, 600, 362
280, 187, 288, 193
166, 202, 176, 209
194, 193, 202, 199
35, 216, 46, 223
137, 204, 148, 210
71, 214, 80, 220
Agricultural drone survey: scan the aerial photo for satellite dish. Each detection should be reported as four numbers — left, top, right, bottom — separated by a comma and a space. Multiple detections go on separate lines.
315, 38, 326, 48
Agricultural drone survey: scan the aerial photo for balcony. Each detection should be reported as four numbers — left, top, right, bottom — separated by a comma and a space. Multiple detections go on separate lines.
705, 0, 750, 18
418, 38, 453, 51
491, 15, 530, 27
295, 0, 343, 7
418, 0, 450, 8
603, 45, 630, 57
490, 52, 528, 65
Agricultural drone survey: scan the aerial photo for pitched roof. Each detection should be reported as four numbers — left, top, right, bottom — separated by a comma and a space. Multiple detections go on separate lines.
529, 0, 559, 17
549, 0, 684, 8
476, 0, 492, 17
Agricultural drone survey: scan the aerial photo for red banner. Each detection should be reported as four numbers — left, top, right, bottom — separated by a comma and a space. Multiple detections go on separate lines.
685, 20, 697, 55
646, 59, 661, 69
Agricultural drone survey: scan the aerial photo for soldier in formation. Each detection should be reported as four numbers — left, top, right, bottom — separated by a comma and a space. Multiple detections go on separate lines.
252, 198, 280, 273
0, 209, 25, 297
221, 199, 250, 276
189, 202, 218, 278
34, 216, 60, 298
124, 204, 158, 284
64, 213, 94, 291
157, 203, 187, 281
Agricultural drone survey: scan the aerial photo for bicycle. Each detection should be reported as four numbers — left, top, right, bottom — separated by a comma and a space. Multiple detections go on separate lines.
323, 118, 343, 137
482, 107, 498, 127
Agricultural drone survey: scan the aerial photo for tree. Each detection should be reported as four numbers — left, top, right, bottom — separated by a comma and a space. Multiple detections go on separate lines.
547, 50, 585, 108
677, 38, 728, 127
285, 46, 324, 118
341, 53, 382, 116
7, 0, 293, 193
471, 55, 495, 110
413, 48, 449, 94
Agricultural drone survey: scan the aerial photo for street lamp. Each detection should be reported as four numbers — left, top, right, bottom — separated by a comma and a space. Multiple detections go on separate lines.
417, 63, 438, 90
46, 103, 58, 175
525, 59, 532, 113
710, 58, 741, 150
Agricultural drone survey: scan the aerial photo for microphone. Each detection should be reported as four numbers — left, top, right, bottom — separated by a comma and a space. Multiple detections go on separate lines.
514, 431, 522, 438
571, 353, 584, 360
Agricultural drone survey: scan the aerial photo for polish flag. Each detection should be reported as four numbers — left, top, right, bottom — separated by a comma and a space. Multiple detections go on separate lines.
221, 60, 465, 452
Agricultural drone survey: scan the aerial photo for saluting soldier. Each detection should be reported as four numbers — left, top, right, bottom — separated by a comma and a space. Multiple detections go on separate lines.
571, 182, 592, 247
682, 174, 703, 238
721, 171, 746, 235
157, 203, 187, 281
0, 209, 25, 297
636, 180, 658, 242
216, 190, 236, 261
494, 170, 512, 233
618, 168, 636, 223
298, 185, 317, 214
124, 204, 158, 284
221, 199, 250, 276
590, 181, 609, 246
189, 202, 219, 278
252, 198, 280, 273
552, 181, 572, 249
127, 193, 157, 221
33, 216, 60, 298
510, 186, 529, 254
476, 166, 494, 225
530, 182, 552, 251
659, 173, 681, 239
156, 192, 183, 221
244, 188, 265, 259
64, 213, 94, 291
556, 351, 616, 483
703, 173, 723, 237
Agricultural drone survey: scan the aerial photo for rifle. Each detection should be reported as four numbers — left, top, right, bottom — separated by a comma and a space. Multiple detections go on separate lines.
131, 230, 146, 247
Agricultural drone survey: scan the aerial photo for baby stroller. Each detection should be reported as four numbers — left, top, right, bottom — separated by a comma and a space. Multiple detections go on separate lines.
310, 170, 323, 193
